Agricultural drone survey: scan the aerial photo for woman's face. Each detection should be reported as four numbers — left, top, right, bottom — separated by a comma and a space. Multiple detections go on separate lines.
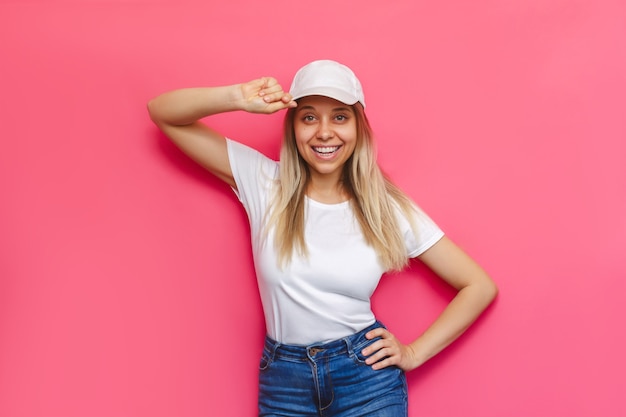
293, 95, 357, 182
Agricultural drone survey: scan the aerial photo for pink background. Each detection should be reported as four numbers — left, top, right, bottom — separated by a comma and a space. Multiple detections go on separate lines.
1, 1, 624, 416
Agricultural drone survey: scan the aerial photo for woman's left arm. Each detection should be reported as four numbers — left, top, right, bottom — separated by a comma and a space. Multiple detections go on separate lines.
363, 236, 498, 371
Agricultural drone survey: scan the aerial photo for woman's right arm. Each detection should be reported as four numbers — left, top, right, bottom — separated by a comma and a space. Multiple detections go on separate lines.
147, 78, 295, 188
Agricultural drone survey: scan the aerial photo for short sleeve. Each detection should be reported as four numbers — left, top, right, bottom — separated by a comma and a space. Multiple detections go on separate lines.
399, 204, 445, 258
226, 138, 278, 226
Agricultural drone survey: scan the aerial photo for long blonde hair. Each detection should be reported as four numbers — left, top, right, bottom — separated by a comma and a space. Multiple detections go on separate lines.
265, 103, 418, 272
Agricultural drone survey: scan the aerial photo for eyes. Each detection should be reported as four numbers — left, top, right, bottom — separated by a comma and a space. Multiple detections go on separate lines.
301, 113, 350, 123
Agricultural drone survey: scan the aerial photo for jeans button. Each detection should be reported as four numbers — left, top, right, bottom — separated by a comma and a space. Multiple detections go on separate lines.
308, 347, 324, 356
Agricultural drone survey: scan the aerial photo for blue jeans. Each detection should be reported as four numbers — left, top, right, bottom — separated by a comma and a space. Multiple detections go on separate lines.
258, 321, 408, 417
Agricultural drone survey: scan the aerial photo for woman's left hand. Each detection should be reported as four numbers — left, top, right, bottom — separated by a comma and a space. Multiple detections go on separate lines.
362, 327, 418, 371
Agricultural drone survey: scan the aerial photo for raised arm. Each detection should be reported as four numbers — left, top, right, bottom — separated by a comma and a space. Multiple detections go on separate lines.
147, 78, 296, 188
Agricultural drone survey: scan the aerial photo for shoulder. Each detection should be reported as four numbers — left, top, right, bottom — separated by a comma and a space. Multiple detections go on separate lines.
394, 199, 445, 258
227, 138, 278, 178
226, 138, 279, 205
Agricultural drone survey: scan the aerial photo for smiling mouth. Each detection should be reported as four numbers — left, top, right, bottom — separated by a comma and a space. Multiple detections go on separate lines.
312, 146, 341, 156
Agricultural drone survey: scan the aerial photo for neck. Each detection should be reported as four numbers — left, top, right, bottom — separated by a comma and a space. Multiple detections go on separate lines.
306, 175, 350, 204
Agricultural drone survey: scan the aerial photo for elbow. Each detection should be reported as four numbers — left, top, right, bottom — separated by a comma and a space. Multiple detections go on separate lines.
146, 94, 172, 126
466, 273, 498, 307
146, 98, 160, 124
483, 278, 499, 306
147, 96, 178, 128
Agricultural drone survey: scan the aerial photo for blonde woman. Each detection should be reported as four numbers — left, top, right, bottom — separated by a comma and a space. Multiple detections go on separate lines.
148, 60, 497, 417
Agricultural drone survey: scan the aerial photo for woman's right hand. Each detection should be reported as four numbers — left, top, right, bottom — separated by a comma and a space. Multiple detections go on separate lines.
239, 77, 297, 114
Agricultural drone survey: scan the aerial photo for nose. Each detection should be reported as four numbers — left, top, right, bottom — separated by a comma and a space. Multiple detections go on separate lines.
316, 119, 334, 141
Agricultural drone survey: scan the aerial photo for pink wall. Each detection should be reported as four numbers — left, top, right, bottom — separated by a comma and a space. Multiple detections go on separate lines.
1, 1, 624, 416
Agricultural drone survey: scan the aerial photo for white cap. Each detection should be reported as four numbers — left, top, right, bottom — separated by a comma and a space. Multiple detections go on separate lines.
289, 60, 365, 108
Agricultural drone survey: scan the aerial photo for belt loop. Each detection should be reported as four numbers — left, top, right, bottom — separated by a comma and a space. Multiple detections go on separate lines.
343, 335, 354, 356
265, 335, 280, 358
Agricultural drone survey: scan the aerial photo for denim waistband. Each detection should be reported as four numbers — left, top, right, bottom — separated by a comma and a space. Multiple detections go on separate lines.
263, 320, 385, 360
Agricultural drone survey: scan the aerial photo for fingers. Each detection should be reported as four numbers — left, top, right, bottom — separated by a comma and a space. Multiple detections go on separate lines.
362, 328, 393, 364
258, 80, 294, 106
260, 90, 294, 105
365, 327, 388, 340
362, 328, 413, 371
246, 77, 296, 112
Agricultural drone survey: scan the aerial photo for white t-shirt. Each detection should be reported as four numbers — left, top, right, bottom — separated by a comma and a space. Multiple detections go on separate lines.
227, 139, 444, 345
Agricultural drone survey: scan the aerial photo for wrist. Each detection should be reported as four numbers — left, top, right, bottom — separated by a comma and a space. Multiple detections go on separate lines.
407, 340, 432, 369
220, 84, 247, 112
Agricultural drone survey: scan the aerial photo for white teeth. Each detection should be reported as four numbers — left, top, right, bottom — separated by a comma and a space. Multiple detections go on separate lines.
313, 146, 339, 154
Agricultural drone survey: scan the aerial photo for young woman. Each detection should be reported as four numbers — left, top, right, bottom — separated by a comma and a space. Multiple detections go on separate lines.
148, 59, 498, 417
